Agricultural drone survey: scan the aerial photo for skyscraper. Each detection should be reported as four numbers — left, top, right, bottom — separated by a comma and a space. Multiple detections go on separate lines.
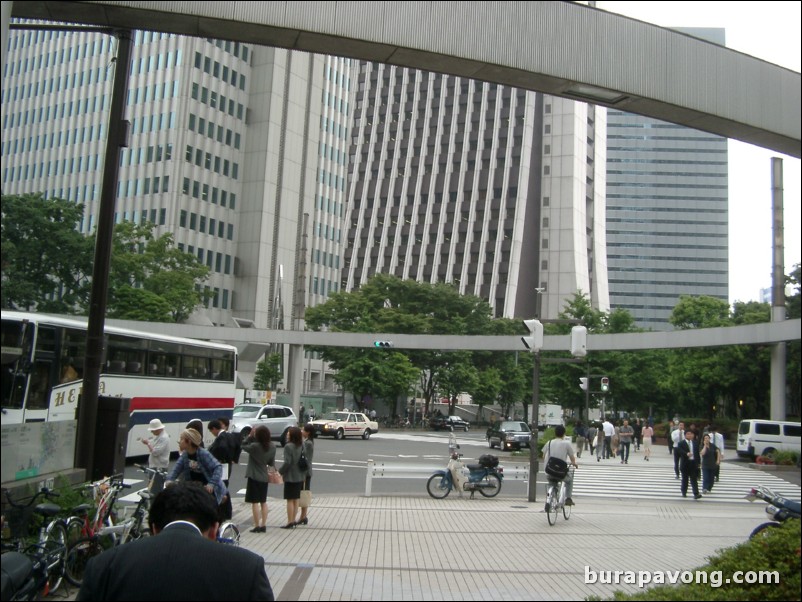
605, 28, 729, 329
343, 62, 608, 320
1, 26, 352, 391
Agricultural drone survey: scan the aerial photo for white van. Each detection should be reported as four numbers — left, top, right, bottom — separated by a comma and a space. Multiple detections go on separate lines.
736, 419, 801, 459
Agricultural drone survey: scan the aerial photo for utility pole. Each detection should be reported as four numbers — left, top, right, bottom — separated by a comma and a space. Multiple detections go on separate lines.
523, 291, 585, 503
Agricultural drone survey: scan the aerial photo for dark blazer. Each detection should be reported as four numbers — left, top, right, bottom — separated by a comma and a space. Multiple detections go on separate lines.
677, 439, 701, 470
76, 522, 274, 601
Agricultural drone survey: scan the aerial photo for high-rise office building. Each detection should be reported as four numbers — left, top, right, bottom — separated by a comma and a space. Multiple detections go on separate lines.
3, 25, 609, 394
1, 27, 352, 390
605, 28, 729, 329
343, 62, 608, 320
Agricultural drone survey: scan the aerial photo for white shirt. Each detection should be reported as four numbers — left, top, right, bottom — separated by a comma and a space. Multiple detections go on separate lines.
602, 421, 615, 437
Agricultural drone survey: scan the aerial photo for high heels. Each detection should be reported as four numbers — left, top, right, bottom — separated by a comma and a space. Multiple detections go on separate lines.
297, 518, 308, 526
280, 522, 296, 529
249, 526, 266, 533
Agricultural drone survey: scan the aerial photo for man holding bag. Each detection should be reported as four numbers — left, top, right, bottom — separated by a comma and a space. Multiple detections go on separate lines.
543, 425, 578, 506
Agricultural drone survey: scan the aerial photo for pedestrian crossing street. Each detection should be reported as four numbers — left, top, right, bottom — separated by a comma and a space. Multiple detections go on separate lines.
568, 453, 800, 504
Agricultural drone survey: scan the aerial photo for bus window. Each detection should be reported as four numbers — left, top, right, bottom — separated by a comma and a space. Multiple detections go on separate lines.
211, 356, 233, 381
148, 340, 181, 377
60, 328, 86, 383
183, 355, 211, 379
60, 361, 79, 383
27, 360, 54, 411
106, 334, 146, 375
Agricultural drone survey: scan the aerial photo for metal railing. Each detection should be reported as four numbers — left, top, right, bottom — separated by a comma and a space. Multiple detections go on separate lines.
363, 459, 530, 496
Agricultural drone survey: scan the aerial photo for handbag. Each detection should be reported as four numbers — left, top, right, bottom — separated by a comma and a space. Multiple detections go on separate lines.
544, 441, 569, 480
298, 450, 309, 471
267, 465, 283, 485
300, 484, 312, 509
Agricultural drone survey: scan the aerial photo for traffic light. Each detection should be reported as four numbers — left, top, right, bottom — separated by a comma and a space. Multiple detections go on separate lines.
521, 319, 544, 352
579, 377, 588, 391
373, 341, 394, 348
571, 325, 587, 357
600, 376, 610, 392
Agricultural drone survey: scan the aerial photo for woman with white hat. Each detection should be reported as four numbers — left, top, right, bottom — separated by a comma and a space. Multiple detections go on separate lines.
140, 418, 170, 491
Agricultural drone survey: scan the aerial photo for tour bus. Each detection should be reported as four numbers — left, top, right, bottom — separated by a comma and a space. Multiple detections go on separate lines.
736, 419, 801, 459
1, 310, 237, 457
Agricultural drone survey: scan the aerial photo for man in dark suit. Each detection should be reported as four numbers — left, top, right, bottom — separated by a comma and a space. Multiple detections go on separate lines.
677, 429, 702, 499
208, 419, 237, 520
77, 482, 274, 601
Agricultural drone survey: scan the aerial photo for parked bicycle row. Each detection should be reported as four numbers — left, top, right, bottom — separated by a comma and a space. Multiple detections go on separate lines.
1, 465, 241, 600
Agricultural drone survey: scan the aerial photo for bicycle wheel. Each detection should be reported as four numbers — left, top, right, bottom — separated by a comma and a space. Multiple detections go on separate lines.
426, 473, 452, 499
64, 517, 86, 548
546, 486, 559, 526
562, 494, 572, 520
218, 522, 241, 546
64, 537, 104, 587
477, 473, 502, 498
43, 520, 67, 594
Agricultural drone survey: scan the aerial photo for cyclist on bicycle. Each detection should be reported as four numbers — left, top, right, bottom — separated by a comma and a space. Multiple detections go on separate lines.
543, 425, 578, 506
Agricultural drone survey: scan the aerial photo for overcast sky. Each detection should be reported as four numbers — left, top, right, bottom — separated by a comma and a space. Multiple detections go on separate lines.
596, 1, 801, 304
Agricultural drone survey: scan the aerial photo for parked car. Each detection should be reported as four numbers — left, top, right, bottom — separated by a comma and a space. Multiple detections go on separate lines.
736, 419, 801, 459
486, 421, 532, 450
310, 411, 379, 440
229, 403, 297, 446
429, 415, 470, 432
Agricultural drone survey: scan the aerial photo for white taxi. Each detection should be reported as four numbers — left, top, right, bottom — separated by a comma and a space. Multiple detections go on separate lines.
310, 411, 379, 440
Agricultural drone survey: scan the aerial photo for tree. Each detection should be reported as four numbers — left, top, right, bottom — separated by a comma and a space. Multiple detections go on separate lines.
1, 193, 93, 312
106, 222, 210, 322
253, 354, 283, 391
305, 274, 496, 416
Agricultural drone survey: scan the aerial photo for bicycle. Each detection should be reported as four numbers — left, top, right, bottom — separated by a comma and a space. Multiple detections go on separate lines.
117, 464, 170, 544
63, 475, 131, 587
544, 466, 576, 526
2, 488, 69, 596
217, 520, 240, 545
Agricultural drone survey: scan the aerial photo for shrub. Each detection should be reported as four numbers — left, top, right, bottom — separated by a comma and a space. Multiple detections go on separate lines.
595, 520, 800, 601
768, 450, 799, 466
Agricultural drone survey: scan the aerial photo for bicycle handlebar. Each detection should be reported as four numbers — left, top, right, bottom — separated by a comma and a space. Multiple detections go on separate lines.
134, 463, 167, 476
4, 487, 59, 508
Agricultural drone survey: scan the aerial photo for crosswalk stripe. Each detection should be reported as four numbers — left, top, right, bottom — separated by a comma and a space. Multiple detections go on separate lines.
569, 461, 800, 503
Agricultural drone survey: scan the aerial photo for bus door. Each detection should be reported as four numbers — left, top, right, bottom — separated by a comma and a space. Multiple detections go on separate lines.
1, 318, 33, 424
23, 358, 55, 422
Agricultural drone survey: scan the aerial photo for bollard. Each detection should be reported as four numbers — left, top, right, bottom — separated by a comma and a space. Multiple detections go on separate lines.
365, 458, 374, 497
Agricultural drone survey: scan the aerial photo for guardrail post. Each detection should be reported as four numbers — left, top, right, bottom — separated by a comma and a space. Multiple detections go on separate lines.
365, 459, 374, 497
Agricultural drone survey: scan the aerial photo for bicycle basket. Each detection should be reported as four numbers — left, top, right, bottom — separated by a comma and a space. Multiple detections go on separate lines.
478, 454, 499, 468
545, 457, 569, 480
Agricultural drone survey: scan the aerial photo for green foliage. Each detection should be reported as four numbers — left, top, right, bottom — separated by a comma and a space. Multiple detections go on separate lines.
305, 274, 498, 411
601, 520, 800, 601
0, 196, 210, 323
768, 450, 799, 465
1, 193, 93, 311
253, 354, 283, 391
106, 221, 210, 322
